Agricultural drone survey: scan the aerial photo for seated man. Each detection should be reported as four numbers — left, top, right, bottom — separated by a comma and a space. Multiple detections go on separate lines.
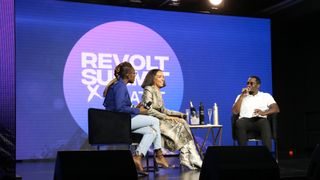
232, 75, 280, 151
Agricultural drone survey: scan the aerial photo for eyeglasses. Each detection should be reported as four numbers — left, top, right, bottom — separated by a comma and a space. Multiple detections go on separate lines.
246, 82, 255, 85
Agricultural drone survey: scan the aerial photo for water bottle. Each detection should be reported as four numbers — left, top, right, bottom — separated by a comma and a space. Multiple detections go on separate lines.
213, 103, 219, 125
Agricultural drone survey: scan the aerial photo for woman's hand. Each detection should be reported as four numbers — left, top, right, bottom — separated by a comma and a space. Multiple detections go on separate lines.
139, 106, 148, 115
136, 102, 143, 108
167, 116, 182, 123
180, 113, 187, 119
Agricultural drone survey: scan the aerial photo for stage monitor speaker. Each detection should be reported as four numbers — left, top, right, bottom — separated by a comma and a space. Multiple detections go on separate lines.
200, 146, 280, 180
307, 144, 320, 179
54, 150, 137, 180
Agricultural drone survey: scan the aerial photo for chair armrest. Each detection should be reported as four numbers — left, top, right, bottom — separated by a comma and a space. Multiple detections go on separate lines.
231, 114, 239, 141
267, 113, 278, 140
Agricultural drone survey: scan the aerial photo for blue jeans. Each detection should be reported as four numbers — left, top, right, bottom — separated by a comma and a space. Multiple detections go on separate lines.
131, 115, 162, 156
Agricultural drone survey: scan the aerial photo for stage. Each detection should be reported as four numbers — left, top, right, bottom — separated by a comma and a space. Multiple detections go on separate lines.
16, 156, 309, 180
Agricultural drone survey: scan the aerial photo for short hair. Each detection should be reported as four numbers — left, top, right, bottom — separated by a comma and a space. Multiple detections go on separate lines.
141, 69, 166, 89
249, 75, 261, 85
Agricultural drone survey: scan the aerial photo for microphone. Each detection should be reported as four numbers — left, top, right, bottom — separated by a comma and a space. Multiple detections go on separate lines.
142, 101, 152, 110
242, 87, 254, 95
242, 87, 249, 94
182, 114, 187, 120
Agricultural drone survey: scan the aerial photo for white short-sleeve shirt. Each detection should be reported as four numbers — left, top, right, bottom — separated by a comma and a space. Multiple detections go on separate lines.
234, 91, 276, 118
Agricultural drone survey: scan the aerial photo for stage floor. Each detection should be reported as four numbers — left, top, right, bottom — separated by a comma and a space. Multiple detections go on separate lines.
16, 156, 310, 180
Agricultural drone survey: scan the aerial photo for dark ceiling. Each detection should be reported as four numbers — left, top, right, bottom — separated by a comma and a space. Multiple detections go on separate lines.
65, 0, 320, 18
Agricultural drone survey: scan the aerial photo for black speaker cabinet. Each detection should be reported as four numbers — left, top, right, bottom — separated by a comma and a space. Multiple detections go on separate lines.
307, 144, 320, 179
200, 146, 280, 180
54, 150, 137, 180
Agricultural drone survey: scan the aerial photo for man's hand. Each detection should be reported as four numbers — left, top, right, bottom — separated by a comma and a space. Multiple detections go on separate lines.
242, 87, 249, 96
253, 109, 266, 116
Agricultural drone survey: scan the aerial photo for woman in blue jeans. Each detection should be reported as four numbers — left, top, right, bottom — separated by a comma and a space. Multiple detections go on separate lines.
103, 62, 169, 175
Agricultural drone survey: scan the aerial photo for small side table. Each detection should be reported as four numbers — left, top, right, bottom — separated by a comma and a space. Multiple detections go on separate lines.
189, 124, 223, 159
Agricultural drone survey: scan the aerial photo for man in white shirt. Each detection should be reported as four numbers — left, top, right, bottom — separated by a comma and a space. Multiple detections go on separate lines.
232, 76, 280, 151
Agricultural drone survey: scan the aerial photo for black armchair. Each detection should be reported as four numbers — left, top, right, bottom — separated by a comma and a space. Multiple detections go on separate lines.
88, 108, 132, 148
231, 113, 278, 159
88, 108, 158, 172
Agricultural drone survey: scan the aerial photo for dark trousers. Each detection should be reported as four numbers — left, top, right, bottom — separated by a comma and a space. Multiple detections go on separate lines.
235, 117, 272, 151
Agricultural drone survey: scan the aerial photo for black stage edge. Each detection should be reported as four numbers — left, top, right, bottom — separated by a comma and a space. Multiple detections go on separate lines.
200, 146, 280, 180
54, 150, 137, 180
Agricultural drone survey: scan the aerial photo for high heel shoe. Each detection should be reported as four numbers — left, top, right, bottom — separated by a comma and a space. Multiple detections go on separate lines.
154, 149, 169, 168
180, 162, 197, 171
189, 153, 202, 169
180, 145, 197, 170
187, 141, 203, 169
133, 154, 148, 176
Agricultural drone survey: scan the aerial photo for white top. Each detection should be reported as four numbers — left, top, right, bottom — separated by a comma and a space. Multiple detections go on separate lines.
234, 91, 276, 118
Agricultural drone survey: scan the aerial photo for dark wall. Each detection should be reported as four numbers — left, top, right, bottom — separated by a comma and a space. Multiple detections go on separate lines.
271, 0, 320, 158
0, 0, 16, 179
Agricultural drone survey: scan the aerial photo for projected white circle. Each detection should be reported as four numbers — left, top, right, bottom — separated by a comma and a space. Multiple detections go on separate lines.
63, 21, 184, 133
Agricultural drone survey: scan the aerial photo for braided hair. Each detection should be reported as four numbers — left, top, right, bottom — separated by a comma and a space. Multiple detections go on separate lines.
103, 62, 133, 97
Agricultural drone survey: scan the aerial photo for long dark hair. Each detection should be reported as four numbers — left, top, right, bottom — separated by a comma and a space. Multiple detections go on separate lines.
103, 62, 133, 97
141, 69, 166, 89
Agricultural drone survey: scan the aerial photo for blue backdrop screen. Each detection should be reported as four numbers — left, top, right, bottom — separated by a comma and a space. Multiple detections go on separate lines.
16, 0, 271, 160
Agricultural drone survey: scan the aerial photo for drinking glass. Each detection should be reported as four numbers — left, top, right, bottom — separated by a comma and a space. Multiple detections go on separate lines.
185, 109, 191, 124
207, 108, 213, 124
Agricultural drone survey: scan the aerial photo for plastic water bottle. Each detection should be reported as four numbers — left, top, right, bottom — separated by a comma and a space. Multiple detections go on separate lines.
213, 103, 219, 125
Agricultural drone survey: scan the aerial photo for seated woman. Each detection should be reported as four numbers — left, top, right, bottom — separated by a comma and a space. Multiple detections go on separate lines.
103, 62, 169, 175
141, 69, 202, 170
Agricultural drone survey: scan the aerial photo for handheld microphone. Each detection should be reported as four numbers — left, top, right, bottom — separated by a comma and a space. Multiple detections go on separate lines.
242, 87, 249, 94
143, 101, 152, 110
182, 114, 187, 120
242, 87, 254, 95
